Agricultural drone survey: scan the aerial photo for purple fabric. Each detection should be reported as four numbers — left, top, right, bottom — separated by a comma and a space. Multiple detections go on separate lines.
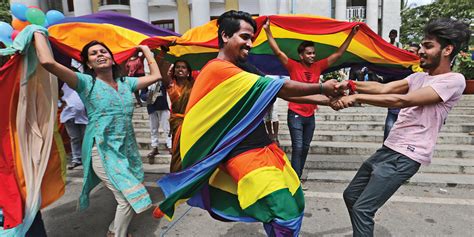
49, 11, 180, 37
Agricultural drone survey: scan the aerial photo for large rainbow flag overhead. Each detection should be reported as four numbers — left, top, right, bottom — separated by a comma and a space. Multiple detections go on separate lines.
47, 12, 419, 78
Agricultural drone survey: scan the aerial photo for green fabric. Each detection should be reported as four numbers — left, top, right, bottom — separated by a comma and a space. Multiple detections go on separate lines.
0, 25, 49, 85
209, 186, 305, 222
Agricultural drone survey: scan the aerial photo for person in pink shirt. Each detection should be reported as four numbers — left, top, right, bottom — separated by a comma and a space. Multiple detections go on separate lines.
333, 18, 470, 236
263, 18, 360, 179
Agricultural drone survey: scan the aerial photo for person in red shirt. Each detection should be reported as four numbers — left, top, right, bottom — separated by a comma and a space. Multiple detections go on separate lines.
263, 19, 359, 179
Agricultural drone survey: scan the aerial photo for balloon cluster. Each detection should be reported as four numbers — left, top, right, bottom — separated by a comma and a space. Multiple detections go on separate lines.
0, 3, 65, 46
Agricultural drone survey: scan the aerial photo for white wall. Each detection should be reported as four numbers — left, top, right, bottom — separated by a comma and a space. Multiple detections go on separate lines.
382, 0, 401, 43
210, 2, 226, 18
294, 0, 331, 17
239, 0, 260, 15
149, 6, 180, 31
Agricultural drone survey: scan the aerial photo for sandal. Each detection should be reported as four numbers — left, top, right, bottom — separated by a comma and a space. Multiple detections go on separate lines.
107, 230, 132, 237
67, 162, 82, 170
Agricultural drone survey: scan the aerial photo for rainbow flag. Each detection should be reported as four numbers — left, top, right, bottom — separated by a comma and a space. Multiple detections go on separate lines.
0, 26, 66, 236
156, 59, 304, 235
47, 11, 179, 64
160, 15, 419, 77
47, 13, 418, 78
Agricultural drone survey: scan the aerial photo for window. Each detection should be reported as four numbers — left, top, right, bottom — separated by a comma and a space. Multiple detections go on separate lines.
100, 0, 130, 6
152, 20, 175, 32
67, 0, 74, 12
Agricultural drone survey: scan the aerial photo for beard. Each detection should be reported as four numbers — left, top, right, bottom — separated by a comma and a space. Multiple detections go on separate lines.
420, 51, 442, 70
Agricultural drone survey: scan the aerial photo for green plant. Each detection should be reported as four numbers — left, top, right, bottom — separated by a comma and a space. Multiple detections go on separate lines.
454, 52, 474, 80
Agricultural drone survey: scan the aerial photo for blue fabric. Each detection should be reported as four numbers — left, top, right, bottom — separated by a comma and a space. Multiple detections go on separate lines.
384, 109, 399, 141
287, 110, 315, 178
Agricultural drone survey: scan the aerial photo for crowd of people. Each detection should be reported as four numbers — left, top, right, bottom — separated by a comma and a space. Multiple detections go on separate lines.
0, 8, 470, 237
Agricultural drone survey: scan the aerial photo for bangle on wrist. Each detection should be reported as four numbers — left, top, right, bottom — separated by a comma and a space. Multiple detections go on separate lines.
319, 82, 324, 94
148, 60, 156, 65
347, 80, 357, 94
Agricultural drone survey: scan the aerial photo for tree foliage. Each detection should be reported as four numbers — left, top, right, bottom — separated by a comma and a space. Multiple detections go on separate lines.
0, 1, 11, 23
400, 0, 473, 46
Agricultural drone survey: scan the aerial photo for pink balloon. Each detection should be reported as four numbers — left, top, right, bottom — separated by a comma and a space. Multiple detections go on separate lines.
29, 6, 41, 9
11, 30, 20, 41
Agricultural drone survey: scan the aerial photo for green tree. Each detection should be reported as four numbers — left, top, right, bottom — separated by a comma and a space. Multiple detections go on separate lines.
400, 0, 473, 46
0, 1, 11, 23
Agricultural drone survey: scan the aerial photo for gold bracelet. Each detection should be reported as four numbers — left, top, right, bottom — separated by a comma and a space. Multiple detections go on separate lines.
148, 60, 157, 65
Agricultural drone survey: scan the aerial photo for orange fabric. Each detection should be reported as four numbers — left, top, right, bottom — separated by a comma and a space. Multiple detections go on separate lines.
185, 59, 243, 113
221, 143, 285, 182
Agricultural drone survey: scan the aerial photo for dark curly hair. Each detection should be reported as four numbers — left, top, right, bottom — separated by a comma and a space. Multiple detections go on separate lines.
217, 10, 257, 49
80, 40, 124, 93
297, 41, 315, 54
424, 18, 471, 60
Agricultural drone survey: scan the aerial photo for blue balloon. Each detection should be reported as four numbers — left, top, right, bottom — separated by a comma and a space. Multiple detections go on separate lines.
11, 3, 28, 21
0, 35, 13, 47
43, 19, 49, 28
46, 10, 65, 25
0, 21, 14, 38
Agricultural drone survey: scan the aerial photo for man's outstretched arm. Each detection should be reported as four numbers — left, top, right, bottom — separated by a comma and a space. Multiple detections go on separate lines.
327, 25, 360, 66
263, 18, 289, 66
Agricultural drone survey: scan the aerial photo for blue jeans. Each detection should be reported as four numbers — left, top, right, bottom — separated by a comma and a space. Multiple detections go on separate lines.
287, 110, 315, 178
343, 146, 420, 236
383, 108, 399, 141
64, 119, 86, 164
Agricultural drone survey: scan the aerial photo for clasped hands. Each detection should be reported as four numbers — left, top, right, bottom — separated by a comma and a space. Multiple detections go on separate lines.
320, 79, 357, 111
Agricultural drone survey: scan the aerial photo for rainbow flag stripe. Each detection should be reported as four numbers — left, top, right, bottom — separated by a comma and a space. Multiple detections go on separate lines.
47, 11, 178, 63
159, 15, 419, 77
47, 13, 419, 78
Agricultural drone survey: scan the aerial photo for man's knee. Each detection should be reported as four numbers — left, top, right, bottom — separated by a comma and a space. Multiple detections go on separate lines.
343, 188, 356, 207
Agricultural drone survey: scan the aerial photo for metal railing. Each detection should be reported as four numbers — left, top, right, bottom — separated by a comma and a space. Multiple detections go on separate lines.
346, 6, 366, 21
100, 0, 130, 6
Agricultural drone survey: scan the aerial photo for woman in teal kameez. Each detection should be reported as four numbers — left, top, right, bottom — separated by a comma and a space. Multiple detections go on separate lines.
34, 33, 162, 237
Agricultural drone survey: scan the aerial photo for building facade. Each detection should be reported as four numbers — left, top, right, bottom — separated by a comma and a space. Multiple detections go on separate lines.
10, 0, 401, 41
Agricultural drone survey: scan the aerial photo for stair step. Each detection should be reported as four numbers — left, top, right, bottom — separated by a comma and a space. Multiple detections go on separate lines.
307, 170, 474, 188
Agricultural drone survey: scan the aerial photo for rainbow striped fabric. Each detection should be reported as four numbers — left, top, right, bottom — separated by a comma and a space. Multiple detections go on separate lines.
47, 11, 178, 63
156, 59, 304, 235
0, 26, 66, 236
161, 15, 420, 77
47, 13, 419, 78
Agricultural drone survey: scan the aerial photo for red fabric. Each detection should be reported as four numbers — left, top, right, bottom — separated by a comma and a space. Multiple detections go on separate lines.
286, 58, 328, 116
0, 55, 23, 229
125, 57, 145, 76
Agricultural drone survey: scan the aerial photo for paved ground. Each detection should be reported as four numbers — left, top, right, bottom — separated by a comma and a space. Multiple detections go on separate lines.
42, 167, 474, 237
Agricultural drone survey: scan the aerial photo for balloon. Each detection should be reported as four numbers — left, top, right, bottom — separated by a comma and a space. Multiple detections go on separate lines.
29, 6, 41, 9
12, 18, 30, 31
43, 19, 49, 28
11, 30, 20, 41
10, 3, 28, 21
46, 10, 65, 25
0, 21, 14, 38
0, 35, 13, 47
26, 8, 46, 26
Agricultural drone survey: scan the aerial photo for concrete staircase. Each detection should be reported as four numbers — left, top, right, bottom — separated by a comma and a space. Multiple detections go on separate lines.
132, 95, 474, 186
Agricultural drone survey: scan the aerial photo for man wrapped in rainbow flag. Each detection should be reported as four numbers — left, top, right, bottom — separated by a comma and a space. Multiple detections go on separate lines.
154, 10, 346, 236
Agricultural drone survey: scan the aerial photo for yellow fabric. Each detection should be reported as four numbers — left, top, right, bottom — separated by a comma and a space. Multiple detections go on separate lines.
180, 71, 259, 158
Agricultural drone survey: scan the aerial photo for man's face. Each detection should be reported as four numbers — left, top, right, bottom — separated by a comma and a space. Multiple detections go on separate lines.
419, 36, 443, 70
389, 32, 397, 41
407, 46, 420, 56
223, 20, 254, 62
299, 46, 315, 65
